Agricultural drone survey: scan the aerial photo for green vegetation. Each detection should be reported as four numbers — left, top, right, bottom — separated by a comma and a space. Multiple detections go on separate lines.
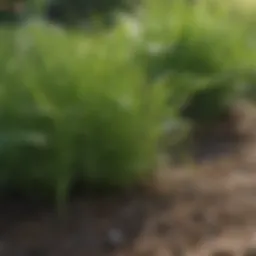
0, 22, 168, 207
0, 0, 256, 207
138, 0, 256, 123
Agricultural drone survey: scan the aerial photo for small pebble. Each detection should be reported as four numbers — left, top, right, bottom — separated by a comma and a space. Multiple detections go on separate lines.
106, 228, 125, 249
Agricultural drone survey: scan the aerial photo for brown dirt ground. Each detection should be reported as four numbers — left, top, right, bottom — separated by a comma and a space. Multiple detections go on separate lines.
1, 101, 256, 256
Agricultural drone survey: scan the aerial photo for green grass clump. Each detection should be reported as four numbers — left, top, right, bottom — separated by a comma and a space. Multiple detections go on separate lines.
1, 0, 256, 208
0, 22, 168, 206
137, 0, 256, 123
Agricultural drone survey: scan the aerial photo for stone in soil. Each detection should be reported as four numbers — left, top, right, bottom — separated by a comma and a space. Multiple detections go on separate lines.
105, 228, 125, 250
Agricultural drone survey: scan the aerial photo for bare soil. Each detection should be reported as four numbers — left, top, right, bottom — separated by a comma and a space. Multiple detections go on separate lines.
1, 101, 256, 256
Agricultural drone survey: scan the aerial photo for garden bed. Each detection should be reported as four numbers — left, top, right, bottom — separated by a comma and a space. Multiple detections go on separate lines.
0, 102, 256, 256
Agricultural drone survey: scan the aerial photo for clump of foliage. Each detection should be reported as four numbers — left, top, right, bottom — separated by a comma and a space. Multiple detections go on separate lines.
0, 22, 168, 206
1, 0, 256, 208
137, 0, 256, 124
